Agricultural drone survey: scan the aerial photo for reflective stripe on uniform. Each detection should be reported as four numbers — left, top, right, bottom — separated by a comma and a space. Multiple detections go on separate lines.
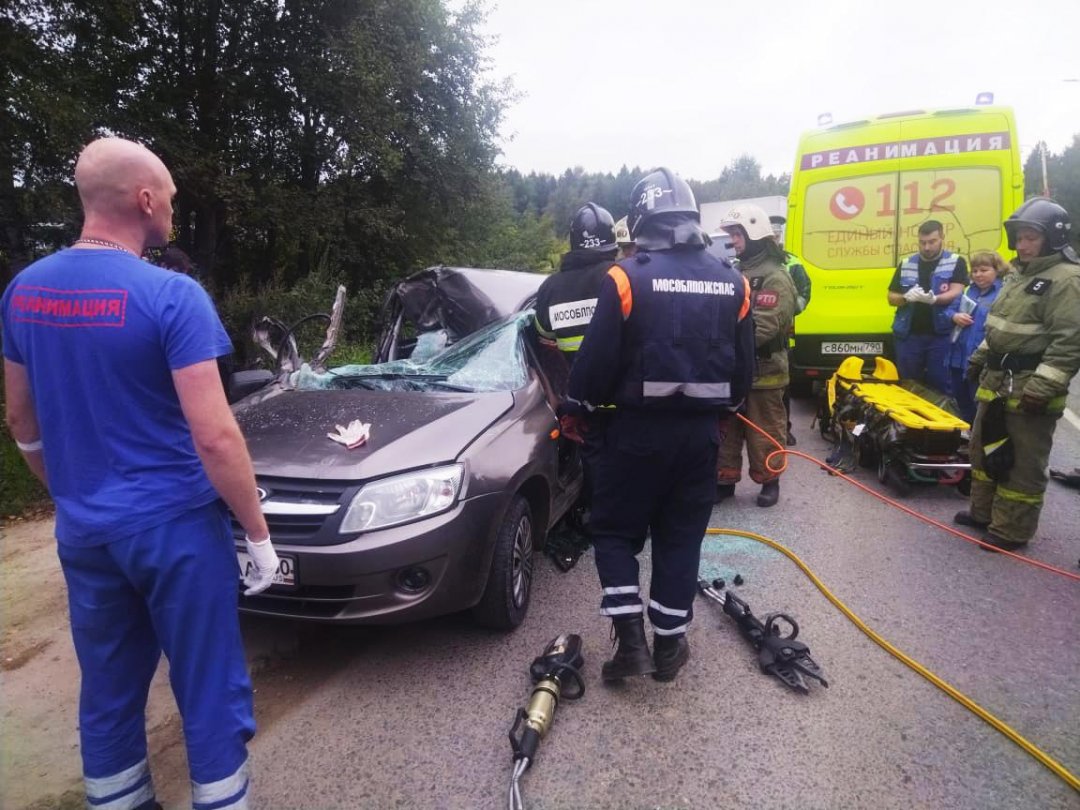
648, 599, 689, 618
643, 381, 732, 399
86, 759, 154, 810
607, 266, 633, 319
601, 604, 644, 616
974, 388, 1066, 411
1034, 363, 1073, 385
754, 373, 788, 387
653, 623, 689, 636
972, 468, 994, 482
984, 314, 1043, 335
603, 585, 640, 595
556, 335, 583, 352
738, 275, 751, 322
192, 758, 250, 810
533, 317, 555, 338
996, 486, 1044, 506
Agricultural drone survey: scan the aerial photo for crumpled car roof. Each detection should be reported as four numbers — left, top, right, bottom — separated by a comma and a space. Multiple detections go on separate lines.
375, 266, 543, 361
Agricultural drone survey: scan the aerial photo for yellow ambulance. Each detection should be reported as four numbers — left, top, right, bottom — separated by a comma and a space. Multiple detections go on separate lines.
784, 105, 1024, 393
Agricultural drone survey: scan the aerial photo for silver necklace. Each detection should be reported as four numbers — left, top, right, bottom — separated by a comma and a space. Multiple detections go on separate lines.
73, 237, 137, 255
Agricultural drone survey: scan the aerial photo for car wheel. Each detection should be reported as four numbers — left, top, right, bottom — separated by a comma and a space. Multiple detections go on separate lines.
472, 495, 534, 630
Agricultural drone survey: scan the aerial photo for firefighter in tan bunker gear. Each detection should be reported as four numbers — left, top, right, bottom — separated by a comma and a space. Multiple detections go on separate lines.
956, 198, 1080, 551
715, 203, 798, 508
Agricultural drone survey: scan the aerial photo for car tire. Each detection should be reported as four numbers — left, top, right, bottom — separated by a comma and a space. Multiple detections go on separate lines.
472, 495, 534, 630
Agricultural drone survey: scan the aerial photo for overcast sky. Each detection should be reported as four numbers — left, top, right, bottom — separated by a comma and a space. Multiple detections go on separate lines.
476, 0, 1080, 180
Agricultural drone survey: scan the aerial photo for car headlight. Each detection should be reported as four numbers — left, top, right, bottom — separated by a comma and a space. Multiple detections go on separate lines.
339, 464, 465, 533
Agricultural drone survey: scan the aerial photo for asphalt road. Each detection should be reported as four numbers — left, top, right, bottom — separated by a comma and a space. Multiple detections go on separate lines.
230, 395, 1079, 810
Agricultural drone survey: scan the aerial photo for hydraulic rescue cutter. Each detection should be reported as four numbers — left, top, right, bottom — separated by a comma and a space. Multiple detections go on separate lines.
507, 634, 586, 810
698, 579, 829, 693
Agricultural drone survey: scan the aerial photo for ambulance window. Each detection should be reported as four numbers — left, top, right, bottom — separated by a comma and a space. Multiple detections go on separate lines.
801, 167, 1003, 270
801, 173, 900, 270
895, 168, 1002, 257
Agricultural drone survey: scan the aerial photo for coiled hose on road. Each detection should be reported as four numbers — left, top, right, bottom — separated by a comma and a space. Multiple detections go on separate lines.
717, 414, 1079, 792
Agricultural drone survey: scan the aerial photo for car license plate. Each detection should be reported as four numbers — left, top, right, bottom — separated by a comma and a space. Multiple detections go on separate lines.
821, 341, 884, 355
237, 551, 297, 588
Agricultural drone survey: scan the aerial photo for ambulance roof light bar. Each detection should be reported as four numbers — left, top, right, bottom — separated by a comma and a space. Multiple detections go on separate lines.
817, 112, 833, 126
975, 91, 994, 105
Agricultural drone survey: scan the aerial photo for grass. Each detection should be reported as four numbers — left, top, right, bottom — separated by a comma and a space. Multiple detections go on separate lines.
0, 433, 50, 520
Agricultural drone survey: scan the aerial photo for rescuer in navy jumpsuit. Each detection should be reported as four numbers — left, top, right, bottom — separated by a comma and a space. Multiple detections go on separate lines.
561, 167, 755, 682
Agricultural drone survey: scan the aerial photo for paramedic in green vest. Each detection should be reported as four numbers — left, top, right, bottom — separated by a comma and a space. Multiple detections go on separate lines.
887, 220, 968, 393
956, 198, 1080, 552
716, 203, 798, 507
770, 214, 811, 446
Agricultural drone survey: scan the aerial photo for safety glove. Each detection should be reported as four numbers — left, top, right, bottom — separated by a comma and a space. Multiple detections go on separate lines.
964, 363, 984, 386
559, 414, 588, 444
909, 287, 937, 305
1018, 392, 1049, 415
243, 535, 281, 596
902, 285, 927, 303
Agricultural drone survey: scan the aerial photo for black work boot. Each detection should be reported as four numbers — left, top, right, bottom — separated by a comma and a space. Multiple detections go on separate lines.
954, 511, 989, 530
652, 634, 690, 682
757, 479, 780, 507
602, 617, 655, 681
979, 533, 1028, 553
786, 431, 797, 447
715, 483, 735, 503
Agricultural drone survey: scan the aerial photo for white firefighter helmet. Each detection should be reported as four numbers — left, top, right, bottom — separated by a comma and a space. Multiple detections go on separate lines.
614, 216, 634, 245
720, 203, 774, 241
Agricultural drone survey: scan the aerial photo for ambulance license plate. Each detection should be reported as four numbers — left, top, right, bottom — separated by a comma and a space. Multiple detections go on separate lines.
237, 551, 297, 588
821, 341, 883, 355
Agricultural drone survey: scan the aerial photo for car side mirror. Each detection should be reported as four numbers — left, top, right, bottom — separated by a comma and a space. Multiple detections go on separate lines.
228, 369, 275, 403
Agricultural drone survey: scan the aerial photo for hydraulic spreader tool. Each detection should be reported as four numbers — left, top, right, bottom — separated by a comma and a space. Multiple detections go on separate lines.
507, 634, 586, 810
698, 579, 829, 693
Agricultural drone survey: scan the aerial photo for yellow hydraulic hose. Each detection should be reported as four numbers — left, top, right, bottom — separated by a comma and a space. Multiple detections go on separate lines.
705, 527, 1080, 794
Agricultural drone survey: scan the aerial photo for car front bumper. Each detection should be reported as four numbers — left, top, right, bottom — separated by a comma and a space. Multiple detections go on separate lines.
237, 491, 504, 624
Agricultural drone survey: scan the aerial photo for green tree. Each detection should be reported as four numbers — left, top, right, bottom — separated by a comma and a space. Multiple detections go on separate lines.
1025, 138, 1080, 239
3, 0, 510, 293
689, 154, 790, 204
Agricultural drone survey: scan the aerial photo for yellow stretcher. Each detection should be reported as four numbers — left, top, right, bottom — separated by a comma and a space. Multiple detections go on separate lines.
822, 356, 971, 496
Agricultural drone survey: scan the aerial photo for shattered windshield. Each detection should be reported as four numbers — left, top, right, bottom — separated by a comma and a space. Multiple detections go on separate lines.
289, 312, 531, 393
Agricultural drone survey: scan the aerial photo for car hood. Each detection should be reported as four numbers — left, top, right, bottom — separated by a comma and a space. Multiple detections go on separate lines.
235, 388, 514, 480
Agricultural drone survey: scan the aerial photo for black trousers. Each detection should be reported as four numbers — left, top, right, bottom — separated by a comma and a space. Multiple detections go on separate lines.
589, 410, 718, 636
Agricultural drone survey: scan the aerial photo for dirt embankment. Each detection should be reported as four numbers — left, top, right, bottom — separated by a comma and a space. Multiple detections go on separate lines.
1, 515, 312, 810
1, 517, 189, 809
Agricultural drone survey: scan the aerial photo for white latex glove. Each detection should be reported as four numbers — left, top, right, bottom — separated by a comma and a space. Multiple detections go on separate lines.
912, 288, 937, 305
243, 535, 280, 596
327, 420, 371, 449
902, 285, 926, 303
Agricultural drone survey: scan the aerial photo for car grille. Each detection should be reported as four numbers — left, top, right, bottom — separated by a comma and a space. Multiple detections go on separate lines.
239, 591, 349, 619
231, 477, 352, 545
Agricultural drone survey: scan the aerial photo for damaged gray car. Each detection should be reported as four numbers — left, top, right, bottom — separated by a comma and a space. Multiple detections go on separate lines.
228, 267, 583, 629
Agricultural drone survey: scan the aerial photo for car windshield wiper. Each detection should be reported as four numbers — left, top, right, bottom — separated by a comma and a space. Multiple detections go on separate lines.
329, 371, 475, 392
331, 371, 449, 381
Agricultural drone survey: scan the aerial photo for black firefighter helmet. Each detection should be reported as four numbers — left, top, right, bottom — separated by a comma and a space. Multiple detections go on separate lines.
569, 203, 617, 253
626, 167, 699, 240
1004, 197, 1073, 254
